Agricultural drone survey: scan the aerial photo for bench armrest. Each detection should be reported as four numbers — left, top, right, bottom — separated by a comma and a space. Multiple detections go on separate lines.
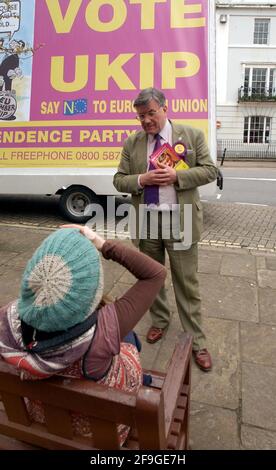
139, 333, 192, 448
162, 333, 192, 437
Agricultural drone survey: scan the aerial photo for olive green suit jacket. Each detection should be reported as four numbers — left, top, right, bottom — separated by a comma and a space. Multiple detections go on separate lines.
113, 122, 218, 246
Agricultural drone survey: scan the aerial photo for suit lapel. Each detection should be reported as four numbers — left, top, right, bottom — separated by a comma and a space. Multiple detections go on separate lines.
172, 122, 187, 146
135, 133, 148, 174
171, 122, 194, 167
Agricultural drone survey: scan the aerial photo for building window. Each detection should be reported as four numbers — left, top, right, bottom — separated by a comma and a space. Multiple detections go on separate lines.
243, 116, 271, 143
254, 18, 270, 44
243, 67, 276, 98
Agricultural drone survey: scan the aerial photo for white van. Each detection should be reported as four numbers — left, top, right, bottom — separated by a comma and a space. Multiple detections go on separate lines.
0, 166, 123, 222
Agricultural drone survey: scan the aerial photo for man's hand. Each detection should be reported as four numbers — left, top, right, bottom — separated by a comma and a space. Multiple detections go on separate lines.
140, 164, 177, 186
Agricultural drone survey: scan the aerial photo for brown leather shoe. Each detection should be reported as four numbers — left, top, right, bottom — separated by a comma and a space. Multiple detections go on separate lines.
193, 349, 212, 372
146, 326, 164, 344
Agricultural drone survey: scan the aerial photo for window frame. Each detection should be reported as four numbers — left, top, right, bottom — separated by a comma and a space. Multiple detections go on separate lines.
243, 116, 271, 144
253, 18, 270, 45
242, 65, 276, 97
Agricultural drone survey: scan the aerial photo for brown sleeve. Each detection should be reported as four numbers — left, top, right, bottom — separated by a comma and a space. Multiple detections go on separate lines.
101, 240, 166, 339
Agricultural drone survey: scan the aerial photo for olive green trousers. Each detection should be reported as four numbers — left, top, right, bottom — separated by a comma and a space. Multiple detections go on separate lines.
139, 211, 206, 351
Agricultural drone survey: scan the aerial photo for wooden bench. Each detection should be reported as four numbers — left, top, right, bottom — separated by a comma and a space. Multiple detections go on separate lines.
0, 333, 192, 450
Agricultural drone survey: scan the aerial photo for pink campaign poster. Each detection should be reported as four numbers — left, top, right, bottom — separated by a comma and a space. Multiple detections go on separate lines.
0, 0, 209, 168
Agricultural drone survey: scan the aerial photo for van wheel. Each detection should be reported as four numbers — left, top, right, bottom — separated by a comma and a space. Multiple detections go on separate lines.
59, 186, 99, 223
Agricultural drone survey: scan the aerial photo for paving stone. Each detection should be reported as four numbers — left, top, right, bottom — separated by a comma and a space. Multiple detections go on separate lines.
258, 288, 276, 325
0, 226, 50, 253
241, 323, 276, 367
139, 338, 161, 370
266, 242, 276, 249
119, 270, 137, 285
256, 257, 266, 269
0, 265, 9, 276
0, 268, 24, 305
152, 313, 183, 372
198, 251, 223, 274
242, 363, 276, 431
101, 258, 126, 293
266, 257, 276, 271
220, 253, 256, 279
3, 251, 34, 269
257, 269, 276, 289
107, 280, 133, 301
191, 317, 239, 410
199, 273, 258, 322
103, 269, 121, 294
134, 312, 153, 336
241, 425, 276, 450
190, 402, 240, 450
0, 251, 19, 266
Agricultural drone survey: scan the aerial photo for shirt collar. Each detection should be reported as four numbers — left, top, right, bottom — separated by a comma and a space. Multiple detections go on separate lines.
148, 119, 171, 143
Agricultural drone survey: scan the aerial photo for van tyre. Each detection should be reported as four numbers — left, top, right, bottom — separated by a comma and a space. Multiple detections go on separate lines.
59, 186, 99, 223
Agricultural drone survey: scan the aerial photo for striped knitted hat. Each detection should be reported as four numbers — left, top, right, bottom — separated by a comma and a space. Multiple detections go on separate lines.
18, 228, 103, 332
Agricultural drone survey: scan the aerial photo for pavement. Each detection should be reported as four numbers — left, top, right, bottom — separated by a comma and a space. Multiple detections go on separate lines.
0, 194, 276, 252
220, 160, 276, 168
0, 199, 276, 449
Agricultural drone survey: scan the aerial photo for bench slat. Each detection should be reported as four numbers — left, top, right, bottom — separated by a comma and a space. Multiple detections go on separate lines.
44, 404, 73, 439
1, 392, 30, 426
0, 367, 136, 426
0, 433, 39, 450
0, 411, 93, 450
171, 421, 181, 436
162, 334, 192, 437
167, 433, 178, 450
90, 417, 120, 450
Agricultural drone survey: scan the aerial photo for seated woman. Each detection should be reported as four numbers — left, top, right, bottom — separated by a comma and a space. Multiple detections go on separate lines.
0, 225, 166, 444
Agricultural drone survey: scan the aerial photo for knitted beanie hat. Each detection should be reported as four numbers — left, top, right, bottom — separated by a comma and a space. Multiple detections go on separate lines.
18, 228, 103, 332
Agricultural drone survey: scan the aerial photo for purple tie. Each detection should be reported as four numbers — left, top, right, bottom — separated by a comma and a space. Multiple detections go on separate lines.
144, 134, 161, 205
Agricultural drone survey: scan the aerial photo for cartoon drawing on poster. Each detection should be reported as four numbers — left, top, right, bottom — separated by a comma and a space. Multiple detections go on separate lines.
0, 0, 36, 121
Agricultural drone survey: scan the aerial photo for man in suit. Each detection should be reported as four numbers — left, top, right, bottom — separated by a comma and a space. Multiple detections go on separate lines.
113, 88, 218, 371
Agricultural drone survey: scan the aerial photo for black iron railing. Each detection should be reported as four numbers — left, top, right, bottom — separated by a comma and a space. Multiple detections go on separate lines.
217, 139, 276, 162
238, 87, 276, 102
